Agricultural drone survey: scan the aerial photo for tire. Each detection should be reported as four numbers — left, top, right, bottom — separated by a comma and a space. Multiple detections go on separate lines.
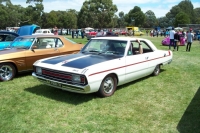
153, 65, 160, 76
97, 74, 117, 97
0, 63, 16, 81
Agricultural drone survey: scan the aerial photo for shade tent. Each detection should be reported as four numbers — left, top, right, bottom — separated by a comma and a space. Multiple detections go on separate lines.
166, 26, 173, 30
175, 27, 183, 31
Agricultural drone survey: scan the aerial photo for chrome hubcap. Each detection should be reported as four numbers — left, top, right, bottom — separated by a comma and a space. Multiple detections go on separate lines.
155, 66, 159, 74
0, 65, 13, 81
103, 77, 114, 94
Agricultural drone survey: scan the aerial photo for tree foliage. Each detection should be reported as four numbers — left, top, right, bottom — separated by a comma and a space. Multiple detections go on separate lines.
0, 0, 199, 29
126, 6, 145, 27
77, 0, 118, 29
143, 10, 157, 28
174, 12, 190, 27
194, 8, 200, 24
166, 0, 194, 26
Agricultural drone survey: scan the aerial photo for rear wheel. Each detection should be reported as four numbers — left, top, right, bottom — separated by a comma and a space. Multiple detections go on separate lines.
0, 63, 16, 81
97, 74, 117, 97
153, 65, 160, 76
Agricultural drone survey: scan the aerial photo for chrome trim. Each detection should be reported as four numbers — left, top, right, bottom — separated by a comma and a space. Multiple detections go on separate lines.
32, 72, 91, 93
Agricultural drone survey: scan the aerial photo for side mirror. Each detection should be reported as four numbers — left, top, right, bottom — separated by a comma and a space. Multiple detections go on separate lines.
32, 45, 37, 49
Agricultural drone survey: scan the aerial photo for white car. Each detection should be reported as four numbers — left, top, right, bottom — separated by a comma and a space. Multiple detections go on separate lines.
32, 37, 173, 97
32, 29, 54, 35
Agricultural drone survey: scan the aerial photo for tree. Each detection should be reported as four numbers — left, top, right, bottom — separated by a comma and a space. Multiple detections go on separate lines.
174, 12, 190, 26
157, 17, 169, 28
77, 0, 118, 29
126, 6, 145, 27
143, 10, 157, 28
194, 8, 200, 24
118, 11, 125, 28
24, 0, 44, 25
178, 0, 194, 23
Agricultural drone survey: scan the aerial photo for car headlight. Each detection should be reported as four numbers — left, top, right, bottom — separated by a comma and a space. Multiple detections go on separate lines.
36, 67, 42, 74
72, 75, 81, 82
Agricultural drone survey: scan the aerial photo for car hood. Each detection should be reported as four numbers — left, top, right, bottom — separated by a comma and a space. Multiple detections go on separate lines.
0, 48, 26, 60
35, 53, 122, 75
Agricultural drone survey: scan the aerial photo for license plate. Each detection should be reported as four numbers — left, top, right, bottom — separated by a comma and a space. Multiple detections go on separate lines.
40, 79, 62, 87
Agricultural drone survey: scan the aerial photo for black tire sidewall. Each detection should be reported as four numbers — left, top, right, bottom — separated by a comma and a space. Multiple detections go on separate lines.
97, 74, 117, 97
153, 65, 160, 76
0, 63, 16, 81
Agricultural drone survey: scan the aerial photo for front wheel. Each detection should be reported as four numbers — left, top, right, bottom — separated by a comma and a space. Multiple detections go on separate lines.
153, 65, 160, 76
0, 63, 16, 81
97, 74, 117, 97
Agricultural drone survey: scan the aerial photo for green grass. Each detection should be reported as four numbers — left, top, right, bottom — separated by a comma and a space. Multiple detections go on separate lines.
1, 35, 200, 133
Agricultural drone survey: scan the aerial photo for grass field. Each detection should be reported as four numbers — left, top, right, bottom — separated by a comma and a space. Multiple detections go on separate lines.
0, 35, 200, 133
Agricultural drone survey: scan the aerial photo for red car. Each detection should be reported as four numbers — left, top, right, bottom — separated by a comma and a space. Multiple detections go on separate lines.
86, 30, 97, 40
120, 30, 127, 35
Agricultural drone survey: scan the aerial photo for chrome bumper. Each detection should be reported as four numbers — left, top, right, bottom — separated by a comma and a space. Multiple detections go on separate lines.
32, 72, 91, 93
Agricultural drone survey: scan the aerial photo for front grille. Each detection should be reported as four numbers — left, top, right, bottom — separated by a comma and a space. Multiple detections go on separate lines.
35, 67, 87, 86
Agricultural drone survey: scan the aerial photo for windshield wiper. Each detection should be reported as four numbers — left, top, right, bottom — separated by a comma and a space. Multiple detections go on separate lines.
88, 50, 99, 52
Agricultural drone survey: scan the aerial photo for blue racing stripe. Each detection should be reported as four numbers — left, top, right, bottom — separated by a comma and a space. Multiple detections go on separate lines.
61, 54, 119, 69
42, 53, 84, 64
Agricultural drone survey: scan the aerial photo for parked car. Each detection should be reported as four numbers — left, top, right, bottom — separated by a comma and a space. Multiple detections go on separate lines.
17, 24, 40, 36
86, 30, 97, 40
32, 37, 173, 97
58, 29, 67, 35
0, 35, 83, 81
0, 31, 19, 50
162, 36, 186, 46
194, 29, 200, 40
96, 31, 118, 37
32, 29, 54, 35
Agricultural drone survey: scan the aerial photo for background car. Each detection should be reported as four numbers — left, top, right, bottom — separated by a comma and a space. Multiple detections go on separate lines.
0, 31, 19, 50
32, 37, 173, 97
194, 29, 200, 40
32, 29, 54, 35
0, 35, 83, 81
162, 36, 186, 46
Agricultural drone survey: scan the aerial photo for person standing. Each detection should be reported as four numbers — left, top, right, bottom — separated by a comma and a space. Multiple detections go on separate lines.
71, 29, 74, 39
76, 29, 79, 38
146, 30, 149, 36
174, 30, 181, 51
53, 26, 58, 35
169, 28, 175, 50
81, 29, 85, 39
186, 29, 194, 52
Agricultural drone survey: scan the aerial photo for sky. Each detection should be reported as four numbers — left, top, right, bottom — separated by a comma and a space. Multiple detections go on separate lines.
11, 0, 200, 18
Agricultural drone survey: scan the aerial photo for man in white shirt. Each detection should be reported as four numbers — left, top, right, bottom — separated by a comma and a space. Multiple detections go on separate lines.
169, 27, 175, 50
186, 29, 194, 52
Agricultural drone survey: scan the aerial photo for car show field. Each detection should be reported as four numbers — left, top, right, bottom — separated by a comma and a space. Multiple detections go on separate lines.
0, 35, 200, 132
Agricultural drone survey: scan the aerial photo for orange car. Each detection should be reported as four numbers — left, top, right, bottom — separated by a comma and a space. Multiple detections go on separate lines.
0, 35, 83, 81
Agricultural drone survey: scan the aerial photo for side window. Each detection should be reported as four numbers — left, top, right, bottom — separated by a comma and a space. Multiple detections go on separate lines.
140, 41, 153, 53
55, 39, 64, 48
127, 43, 133, 56
5, 35, 16, 41
132, 41, 153, 54
35, 38, 57, 49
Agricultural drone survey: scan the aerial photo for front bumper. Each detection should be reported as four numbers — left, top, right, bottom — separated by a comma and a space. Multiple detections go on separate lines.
32, 72, 91, 94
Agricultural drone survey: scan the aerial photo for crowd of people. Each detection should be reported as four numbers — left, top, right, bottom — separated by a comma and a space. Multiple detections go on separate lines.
146, 28, 195, 52
168, 28, 194, 52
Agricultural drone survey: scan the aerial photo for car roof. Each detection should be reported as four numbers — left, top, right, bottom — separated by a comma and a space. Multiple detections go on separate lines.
92, 37, 149, 41
18, 34, 62, 38
0, 31, 19, 36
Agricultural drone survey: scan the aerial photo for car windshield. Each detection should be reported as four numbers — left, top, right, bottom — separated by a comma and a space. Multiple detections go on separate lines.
10, 37, 35, 49
81, 39, 127, 55
35, 30, 42, 33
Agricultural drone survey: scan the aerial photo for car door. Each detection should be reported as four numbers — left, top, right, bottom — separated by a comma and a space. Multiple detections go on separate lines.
25, 37, 63, 70
125, 41, 149, 83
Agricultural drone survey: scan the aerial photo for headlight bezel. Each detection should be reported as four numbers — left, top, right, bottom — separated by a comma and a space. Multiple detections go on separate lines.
36, 67, 42, 74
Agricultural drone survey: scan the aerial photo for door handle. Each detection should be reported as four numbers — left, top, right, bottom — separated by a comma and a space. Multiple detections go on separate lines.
145, 57, 149, 60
